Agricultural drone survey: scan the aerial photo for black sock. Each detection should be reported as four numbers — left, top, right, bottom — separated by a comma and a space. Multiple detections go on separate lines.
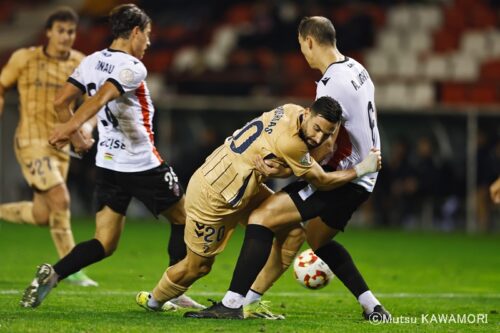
314, 240, 369, 298
229, 224, 275, 296
168, 223, 186, 266
53, 239, 106, 280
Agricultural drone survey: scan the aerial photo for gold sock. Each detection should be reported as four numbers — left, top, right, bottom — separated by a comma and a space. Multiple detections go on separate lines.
0, 201, 35, 224
49, 210, 75, 257
152, 268, 188, 302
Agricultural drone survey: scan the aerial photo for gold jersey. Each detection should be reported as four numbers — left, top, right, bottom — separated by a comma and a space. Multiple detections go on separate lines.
0, 46, 84, 147
200, 104, 313, 208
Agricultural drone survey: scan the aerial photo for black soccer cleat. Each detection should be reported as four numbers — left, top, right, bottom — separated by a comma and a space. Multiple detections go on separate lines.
363, 304, 392, 322
184, 300, 243, 319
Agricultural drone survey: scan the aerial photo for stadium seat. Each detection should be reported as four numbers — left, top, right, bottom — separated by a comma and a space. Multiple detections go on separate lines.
480, 60, 500, 80
441, 82, 467, 104
364, 51, 391, 79
415, 6, 442, 32
422, 55, 450, 81
406, 31, 432, 53
469, 83, 497, 104
395, 53, 419, 79
377, 29, 401, 53
449, 54, 479, 81
460, 31, 488, 60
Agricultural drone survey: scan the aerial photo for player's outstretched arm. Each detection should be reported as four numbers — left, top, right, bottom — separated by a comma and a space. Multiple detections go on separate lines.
302, 149, 382, 191
50, 81, 120, 150
53, 83, 94, 153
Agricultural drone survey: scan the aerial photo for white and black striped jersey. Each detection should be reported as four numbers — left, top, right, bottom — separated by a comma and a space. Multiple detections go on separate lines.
316, 57, 380, 192
68, 48, 163, 172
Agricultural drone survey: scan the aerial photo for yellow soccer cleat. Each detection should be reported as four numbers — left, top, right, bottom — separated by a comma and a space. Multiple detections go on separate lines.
136, 291, 179, 312
243, 301, 285, 320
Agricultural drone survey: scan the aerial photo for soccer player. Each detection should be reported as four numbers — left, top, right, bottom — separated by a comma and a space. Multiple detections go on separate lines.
19, 4, 202, 310
0, 7, 97, 286
187, 16, 391, 321
135, 96, 381, 318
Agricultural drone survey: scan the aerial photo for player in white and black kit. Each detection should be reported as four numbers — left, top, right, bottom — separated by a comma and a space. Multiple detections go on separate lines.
20, 4, 203, 310
187, 16, 390, 321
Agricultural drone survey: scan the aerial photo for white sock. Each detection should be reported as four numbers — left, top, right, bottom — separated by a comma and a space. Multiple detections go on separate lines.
221, 291, 245, 309
358, 290, 380, 313
147, 293, 161, 309
243, 289, 262, 306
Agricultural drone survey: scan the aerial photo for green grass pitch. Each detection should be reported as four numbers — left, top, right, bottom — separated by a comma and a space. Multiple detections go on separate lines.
0, 218, 498, 332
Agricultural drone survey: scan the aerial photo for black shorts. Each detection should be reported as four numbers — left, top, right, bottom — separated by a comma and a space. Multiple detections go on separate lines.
95, 163, 184, 217
283, 181, 370, 231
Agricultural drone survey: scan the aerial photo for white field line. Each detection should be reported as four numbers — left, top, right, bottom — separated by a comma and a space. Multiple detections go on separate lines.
1, 290, 499, 298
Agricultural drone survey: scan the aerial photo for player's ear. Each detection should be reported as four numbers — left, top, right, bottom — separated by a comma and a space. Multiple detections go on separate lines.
307, 36, 314, 49
131, 26, 141, 38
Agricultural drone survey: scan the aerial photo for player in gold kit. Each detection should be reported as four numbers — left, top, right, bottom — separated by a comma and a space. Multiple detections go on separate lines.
136, 97, 382, 317
0, 7, 96, 286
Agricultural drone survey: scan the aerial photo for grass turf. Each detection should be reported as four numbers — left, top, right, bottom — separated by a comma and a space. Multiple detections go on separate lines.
0, 218, 498, 332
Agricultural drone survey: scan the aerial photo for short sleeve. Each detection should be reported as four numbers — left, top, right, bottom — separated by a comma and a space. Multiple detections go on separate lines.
275, 137, 313, 177
67, 60, 86, 93
106, 61, 146, 95
0, 49, 26, 88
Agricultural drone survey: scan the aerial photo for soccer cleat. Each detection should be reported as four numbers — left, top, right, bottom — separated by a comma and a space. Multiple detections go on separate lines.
243, 300, 285, 320
20, 264, 58, 308
136, 291, 179, 312
363, 304, 392, 322
170, 294, 206, 309
184, 300, 243, 319
65, 271, 99, 287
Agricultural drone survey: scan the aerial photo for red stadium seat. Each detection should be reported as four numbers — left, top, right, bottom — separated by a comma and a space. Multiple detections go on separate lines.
441, 82, 467, 104
433, 29, 460, 53
468, 83, 497, 104
480, 60, 500, 80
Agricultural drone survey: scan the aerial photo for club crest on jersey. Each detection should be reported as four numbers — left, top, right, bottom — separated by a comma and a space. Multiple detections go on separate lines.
300, 153, 312, 166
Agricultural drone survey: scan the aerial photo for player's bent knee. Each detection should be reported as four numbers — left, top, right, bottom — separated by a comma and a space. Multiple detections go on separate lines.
248, 208, 275, 228
33, 213, 50, 226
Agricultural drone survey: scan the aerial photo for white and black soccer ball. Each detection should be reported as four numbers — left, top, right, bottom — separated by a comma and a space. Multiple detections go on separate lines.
293, 249, 334, 290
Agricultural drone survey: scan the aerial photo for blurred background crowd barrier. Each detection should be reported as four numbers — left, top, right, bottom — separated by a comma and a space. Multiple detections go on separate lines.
0, 0, 498, 232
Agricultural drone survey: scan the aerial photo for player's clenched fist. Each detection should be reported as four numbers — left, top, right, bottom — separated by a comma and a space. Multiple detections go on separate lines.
354, 148, 382, 177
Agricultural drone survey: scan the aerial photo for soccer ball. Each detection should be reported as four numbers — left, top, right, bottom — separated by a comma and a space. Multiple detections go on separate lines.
293, 249, 334, 290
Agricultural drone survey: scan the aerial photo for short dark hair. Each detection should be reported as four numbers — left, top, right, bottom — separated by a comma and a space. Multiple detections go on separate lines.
109, 4, 151, 39
310, 96, 342, 123
298, 16, 336, 46
45, 7, 79, 30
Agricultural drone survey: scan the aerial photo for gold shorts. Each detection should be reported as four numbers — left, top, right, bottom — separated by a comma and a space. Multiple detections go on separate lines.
184, 169, 273, 257
14, 142, 70, 192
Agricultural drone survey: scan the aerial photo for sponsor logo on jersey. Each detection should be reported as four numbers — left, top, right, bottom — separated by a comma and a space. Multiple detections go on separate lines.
104, 152, 113, 160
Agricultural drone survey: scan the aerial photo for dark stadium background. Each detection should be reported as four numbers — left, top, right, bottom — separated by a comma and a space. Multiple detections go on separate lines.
0, 1, 499, 332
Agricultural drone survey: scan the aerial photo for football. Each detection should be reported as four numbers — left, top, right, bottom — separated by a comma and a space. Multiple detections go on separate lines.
293, 249, 334, 290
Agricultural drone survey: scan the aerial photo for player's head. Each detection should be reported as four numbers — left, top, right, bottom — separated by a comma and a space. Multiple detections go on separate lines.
109, 4, 152, 59
301, 96, 342, 149
298, 16, 336, 68
45, 7, 79, 55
